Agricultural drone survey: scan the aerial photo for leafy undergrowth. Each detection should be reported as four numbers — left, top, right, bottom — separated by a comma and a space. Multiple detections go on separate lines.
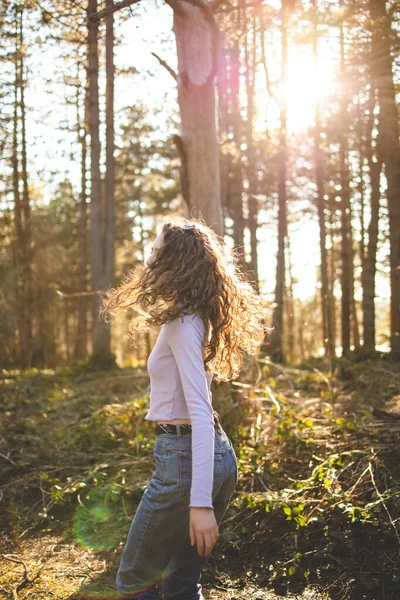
0, 355, 399, 600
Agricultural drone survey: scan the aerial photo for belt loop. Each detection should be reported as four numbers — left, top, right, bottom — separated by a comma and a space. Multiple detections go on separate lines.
176, 424, 182, 439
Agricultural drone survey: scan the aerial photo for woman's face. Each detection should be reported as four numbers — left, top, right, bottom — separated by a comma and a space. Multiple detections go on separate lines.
145, 230, 164, 269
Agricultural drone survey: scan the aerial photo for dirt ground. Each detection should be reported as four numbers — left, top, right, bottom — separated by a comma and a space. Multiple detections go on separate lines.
0, 527, 331, 600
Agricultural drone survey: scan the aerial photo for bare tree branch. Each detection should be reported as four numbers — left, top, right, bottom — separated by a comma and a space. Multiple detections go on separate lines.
90, 0, 142, 22
151, 52, 178, 80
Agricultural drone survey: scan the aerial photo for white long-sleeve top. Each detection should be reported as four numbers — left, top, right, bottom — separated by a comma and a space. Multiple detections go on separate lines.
145, 313, 215, 508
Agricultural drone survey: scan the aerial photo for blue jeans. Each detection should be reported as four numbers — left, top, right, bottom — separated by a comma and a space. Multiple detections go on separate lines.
116, 425, 238, 599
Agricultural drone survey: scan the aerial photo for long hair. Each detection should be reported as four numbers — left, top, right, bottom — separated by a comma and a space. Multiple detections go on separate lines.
99, 215, 273, 382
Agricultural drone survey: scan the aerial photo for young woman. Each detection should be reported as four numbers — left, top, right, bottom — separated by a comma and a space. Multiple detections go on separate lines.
100, 216, 271, 599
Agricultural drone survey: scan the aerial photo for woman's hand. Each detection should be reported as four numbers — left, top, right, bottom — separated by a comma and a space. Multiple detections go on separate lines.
189, 507, 219, 557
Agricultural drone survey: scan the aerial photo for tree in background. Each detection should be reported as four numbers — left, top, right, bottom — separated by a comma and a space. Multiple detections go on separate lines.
1, 4, 35, 368
0, 0, 398, 367
369, 0, 400, 356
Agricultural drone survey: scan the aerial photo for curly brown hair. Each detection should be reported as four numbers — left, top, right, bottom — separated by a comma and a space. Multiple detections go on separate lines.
99, 215, 273, 382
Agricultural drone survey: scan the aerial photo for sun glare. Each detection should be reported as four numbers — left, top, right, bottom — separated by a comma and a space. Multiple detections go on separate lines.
255, 43, 337, 133
285, 52, 319, 130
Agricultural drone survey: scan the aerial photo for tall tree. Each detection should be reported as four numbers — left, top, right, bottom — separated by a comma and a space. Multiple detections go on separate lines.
370, 0, 400, 355
104, 0, 116, 350
168, 0, 224, 236
87, 0, 140, 364
362, 85, 382, 351
227, 38, 246, 271
11, 5, 33, 368
269, 0, 289, 363
74, 56, 89, 360
244, 12, 259, 290
87, 0, 109, 362
311, 0, 334, 358
338, 4, 352, 357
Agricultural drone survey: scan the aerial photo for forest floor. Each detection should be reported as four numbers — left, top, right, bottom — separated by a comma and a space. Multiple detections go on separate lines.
1, 524, 330, 600
1, 355, 400, 600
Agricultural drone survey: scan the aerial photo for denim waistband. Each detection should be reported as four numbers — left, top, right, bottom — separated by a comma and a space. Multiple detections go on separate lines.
155, 411, 222, 437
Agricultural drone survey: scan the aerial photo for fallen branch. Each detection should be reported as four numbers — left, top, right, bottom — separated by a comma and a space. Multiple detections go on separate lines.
0, 451, 16, 466
2, 555, 44, 599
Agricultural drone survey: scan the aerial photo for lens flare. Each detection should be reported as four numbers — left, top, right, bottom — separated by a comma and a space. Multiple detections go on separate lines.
73, 485, 126, 552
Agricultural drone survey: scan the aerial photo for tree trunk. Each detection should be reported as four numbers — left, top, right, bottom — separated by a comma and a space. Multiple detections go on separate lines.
12, 32, 25, 366
363, 85, 382, 350
358, 103, 367, 347
328, 190, 338, 353
370, 0, 400, 355
338, 8, 351, 357
349, 203, 360, 350
19, 10, 33, 369
87, 0, 112, 363
172, 1, 223, 237
244, 13, 259, 291
75, 59, 89, 360
312, 0, 334, 359
11, 6, 34, 369
64, 298, 70, 362
227, 41, 246, 271
298, 305, 305, 358
216, 34, 229, 222
286, 234, 295, 361
104, 0, 115, 350
269, 0, 288, 363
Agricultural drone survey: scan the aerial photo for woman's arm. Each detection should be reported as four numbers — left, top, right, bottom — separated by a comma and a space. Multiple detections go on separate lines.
165, 314, 215, 509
